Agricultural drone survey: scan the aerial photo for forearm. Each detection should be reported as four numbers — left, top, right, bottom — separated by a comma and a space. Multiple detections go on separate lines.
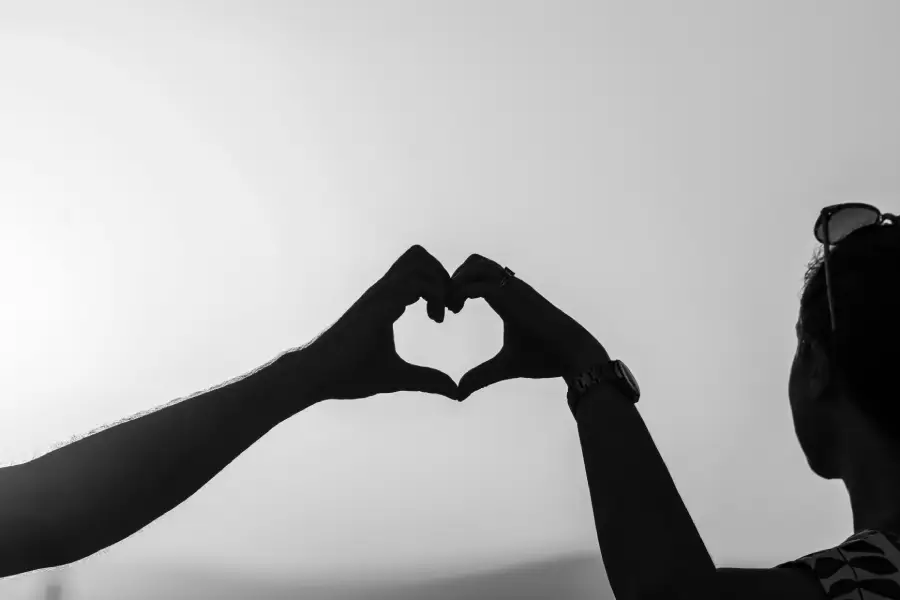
575, 382, 717, 600
25, 348, 317, 566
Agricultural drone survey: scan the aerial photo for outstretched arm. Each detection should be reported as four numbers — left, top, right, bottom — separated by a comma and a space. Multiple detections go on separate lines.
0, 347, 315, 577
0, 244, 459, 579
574, 376, 717, 600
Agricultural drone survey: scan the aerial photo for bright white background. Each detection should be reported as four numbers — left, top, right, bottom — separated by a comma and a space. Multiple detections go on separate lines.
1, 2, 899, 598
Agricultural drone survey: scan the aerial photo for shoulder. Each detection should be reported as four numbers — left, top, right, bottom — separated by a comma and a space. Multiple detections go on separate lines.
714, 566, 826, 600
715, 529, 900, 600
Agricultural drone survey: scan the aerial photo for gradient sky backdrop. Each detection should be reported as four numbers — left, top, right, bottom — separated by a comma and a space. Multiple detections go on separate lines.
1, 1, 899, 598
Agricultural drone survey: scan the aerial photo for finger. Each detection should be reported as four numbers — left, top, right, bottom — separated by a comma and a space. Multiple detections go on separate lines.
457, 352, 510, 402
404, 246, 453, 323
384, 246, 453, 323
396, 361, 460, 401
447, 282, 498, 314
388, 271, 448, 323
449, 253, 499, 283
447, 254, 507, 314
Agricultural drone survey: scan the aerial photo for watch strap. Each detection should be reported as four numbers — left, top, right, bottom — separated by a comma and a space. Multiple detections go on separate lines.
566, 359, 639, 417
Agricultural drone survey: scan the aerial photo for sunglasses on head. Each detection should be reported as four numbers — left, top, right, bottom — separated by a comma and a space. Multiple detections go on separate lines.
813, 203, 898, 365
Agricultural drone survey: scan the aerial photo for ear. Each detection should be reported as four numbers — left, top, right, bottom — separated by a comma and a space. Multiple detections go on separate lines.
808, 338, 841, 402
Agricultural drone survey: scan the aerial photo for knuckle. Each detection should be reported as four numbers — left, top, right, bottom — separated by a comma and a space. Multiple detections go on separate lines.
453, 254, 484, 278
395, 246, 428, 273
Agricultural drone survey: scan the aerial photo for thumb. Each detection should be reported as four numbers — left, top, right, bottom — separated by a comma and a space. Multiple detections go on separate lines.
398, 362, 460, 401
457, 354, 510, 402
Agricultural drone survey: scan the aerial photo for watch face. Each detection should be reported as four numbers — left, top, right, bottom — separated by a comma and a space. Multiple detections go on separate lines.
618, 361, 640, 397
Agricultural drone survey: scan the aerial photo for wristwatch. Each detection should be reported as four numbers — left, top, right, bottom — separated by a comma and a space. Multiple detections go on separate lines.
565, 359, 640, 417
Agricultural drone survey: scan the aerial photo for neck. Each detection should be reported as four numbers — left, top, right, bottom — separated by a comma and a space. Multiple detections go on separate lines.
835, 405, 900, 534
842, 444, 900, 535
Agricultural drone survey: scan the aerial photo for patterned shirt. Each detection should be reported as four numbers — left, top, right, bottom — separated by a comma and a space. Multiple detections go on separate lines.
776, 529, 900, 600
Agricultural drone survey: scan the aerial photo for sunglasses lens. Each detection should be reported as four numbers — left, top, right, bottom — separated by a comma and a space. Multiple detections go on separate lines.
817, 206, 880, 244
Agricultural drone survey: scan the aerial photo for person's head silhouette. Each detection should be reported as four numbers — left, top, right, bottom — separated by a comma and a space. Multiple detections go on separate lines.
791, 211, 900, 535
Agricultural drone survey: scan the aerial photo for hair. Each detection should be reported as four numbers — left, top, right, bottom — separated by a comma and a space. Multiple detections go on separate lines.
799, 221, 900, 441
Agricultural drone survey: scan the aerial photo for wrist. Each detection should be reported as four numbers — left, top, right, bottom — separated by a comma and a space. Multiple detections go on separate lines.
564, 346, 612, 416
563, 345, 611, 385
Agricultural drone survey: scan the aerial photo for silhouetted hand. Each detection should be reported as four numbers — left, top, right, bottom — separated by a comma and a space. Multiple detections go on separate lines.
446, 254, 610, 402
301, 245, 459, 403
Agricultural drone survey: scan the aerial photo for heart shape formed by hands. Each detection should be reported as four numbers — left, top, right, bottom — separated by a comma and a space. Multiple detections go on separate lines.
298, 246, 606, 405
394, 294, 504, 393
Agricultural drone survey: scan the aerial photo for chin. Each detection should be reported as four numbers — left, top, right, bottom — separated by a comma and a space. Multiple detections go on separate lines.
808, 457, 841, 480
803, 444, 841, 480
794, 414, 841, 479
